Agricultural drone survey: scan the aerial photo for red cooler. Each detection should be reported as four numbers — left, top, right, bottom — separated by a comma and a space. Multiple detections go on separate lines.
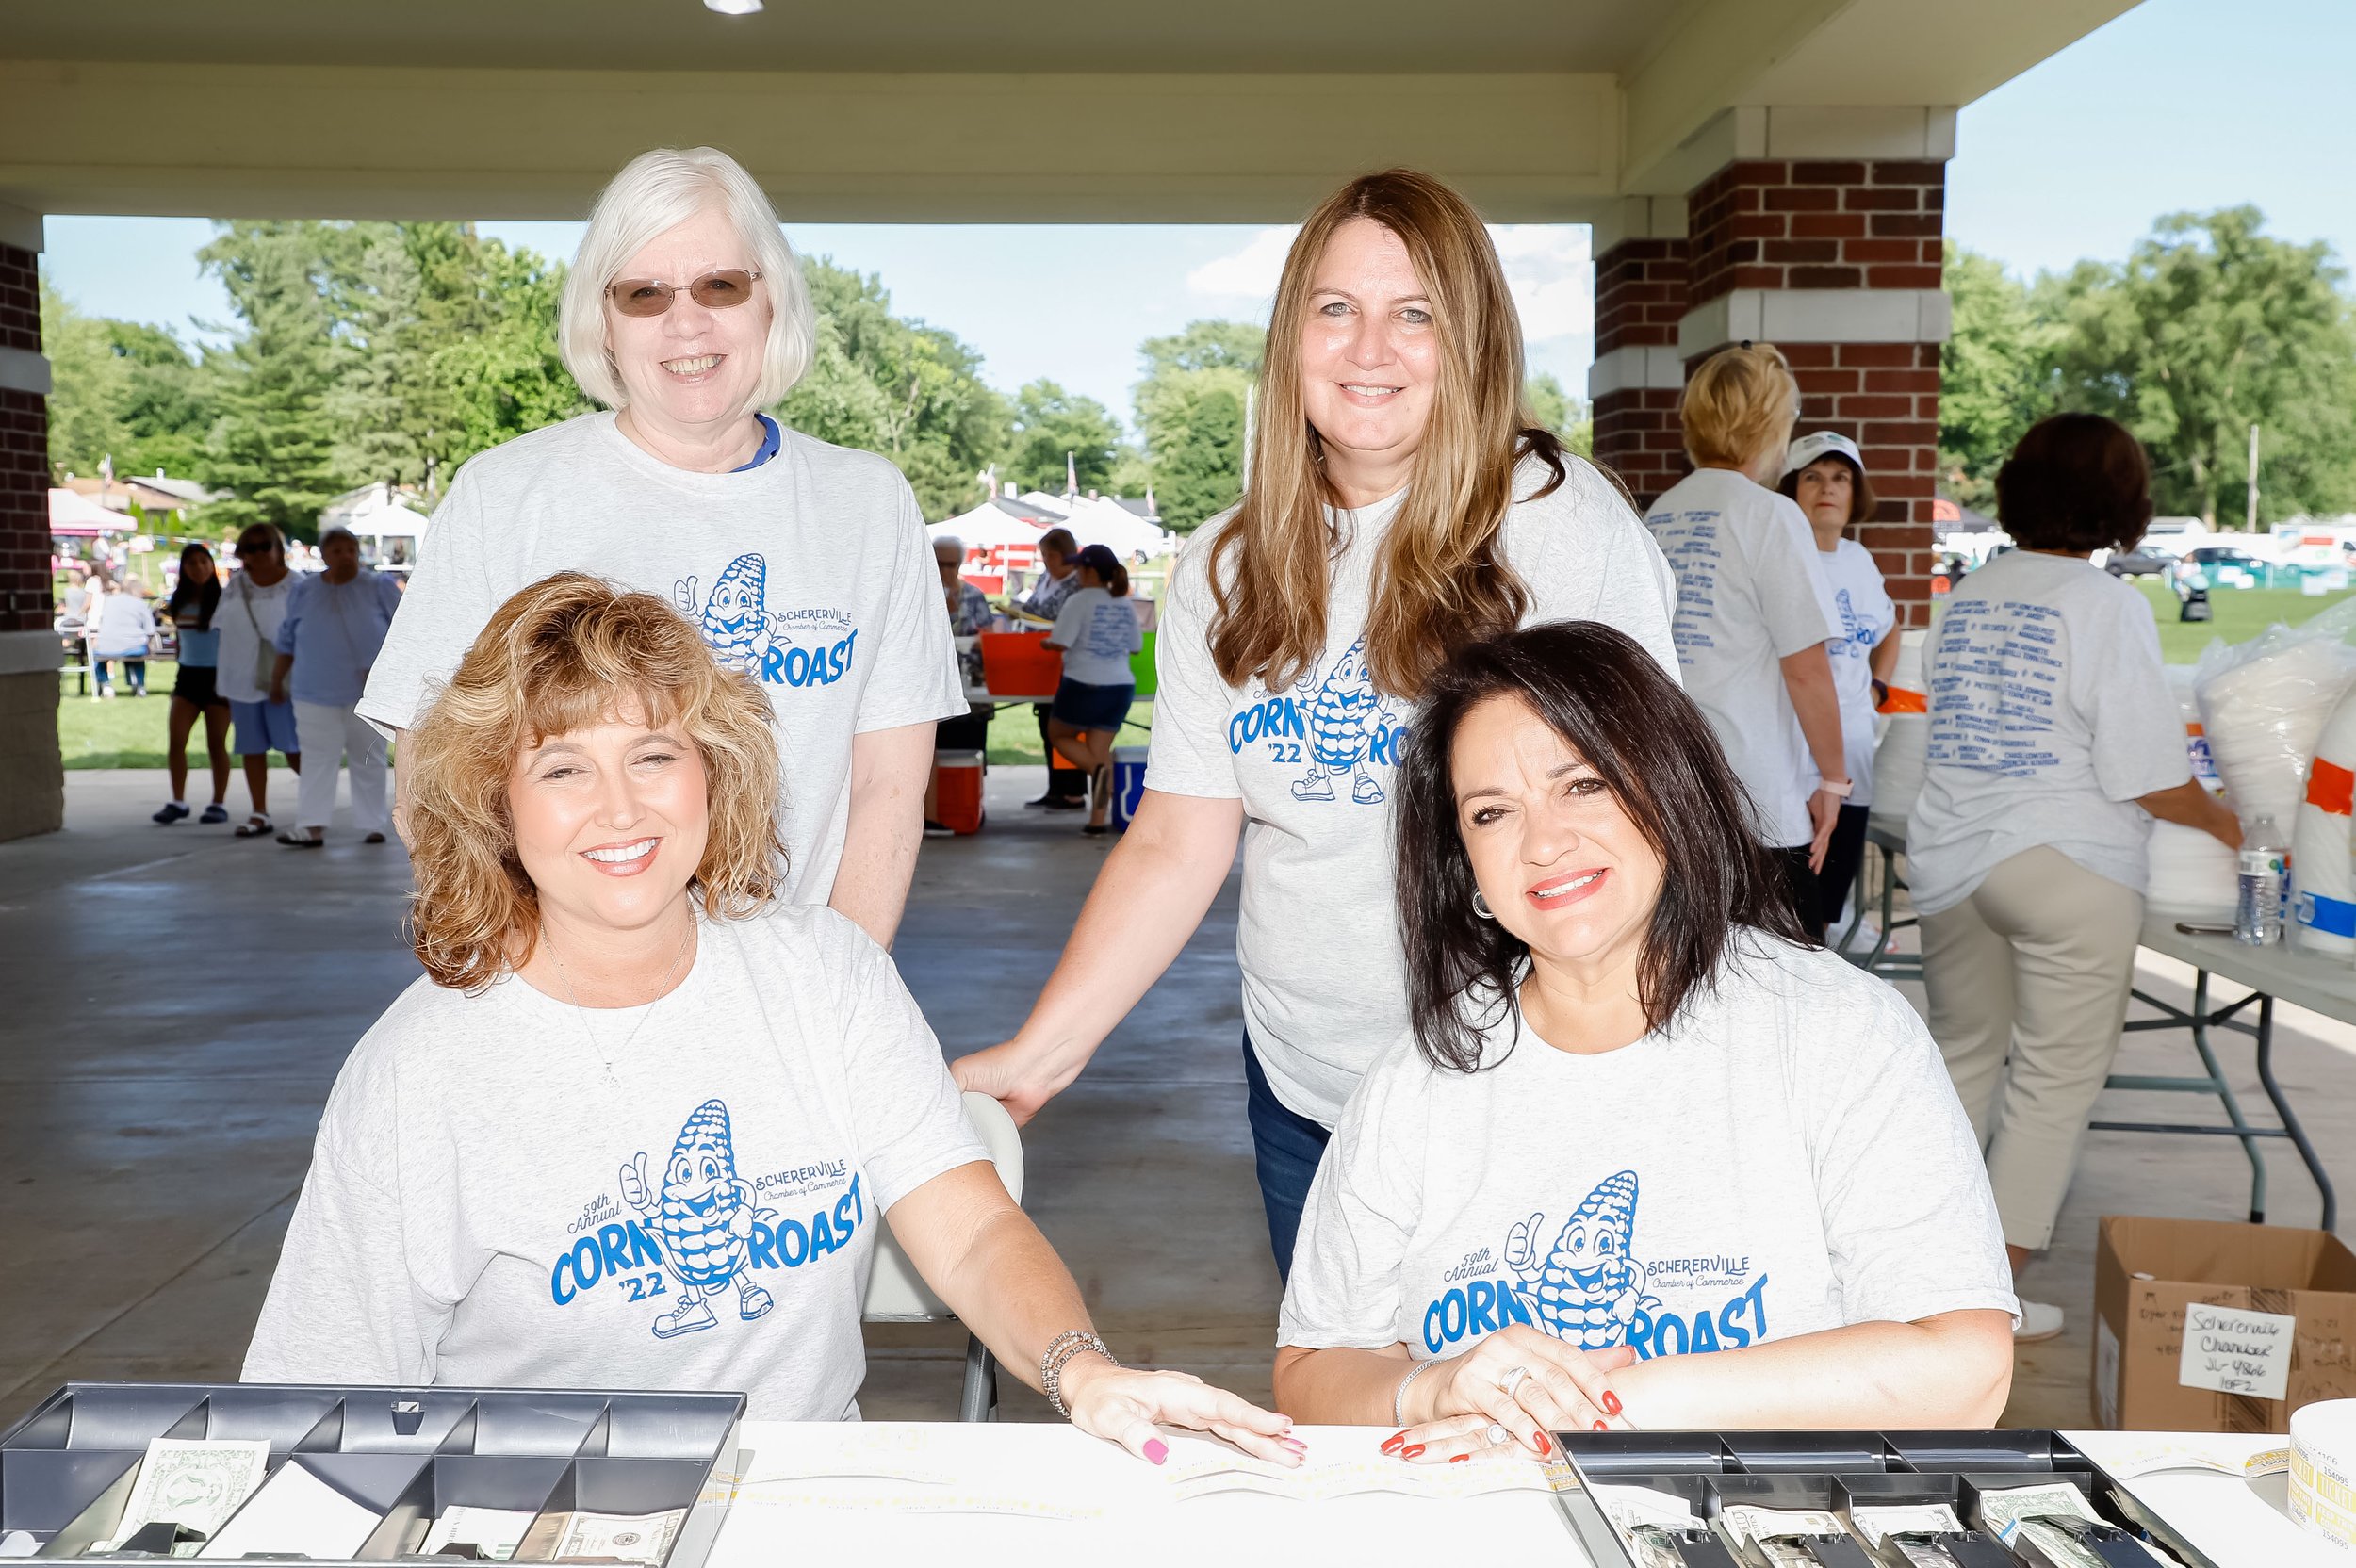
932, 749, 986, 835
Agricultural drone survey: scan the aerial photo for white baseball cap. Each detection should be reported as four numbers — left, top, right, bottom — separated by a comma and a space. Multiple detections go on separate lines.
1783, 430, 1864, 478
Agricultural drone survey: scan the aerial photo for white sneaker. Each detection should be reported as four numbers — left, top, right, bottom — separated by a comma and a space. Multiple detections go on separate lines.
2014, 1299, 2065, 1342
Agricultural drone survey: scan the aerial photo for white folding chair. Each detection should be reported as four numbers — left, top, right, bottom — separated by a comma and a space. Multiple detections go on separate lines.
863, 1091, 1026, 1421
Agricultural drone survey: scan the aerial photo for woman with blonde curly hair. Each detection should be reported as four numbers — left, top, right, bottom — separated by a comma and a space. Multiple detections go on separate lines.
956, 169, 1677, 1280
245, 574, 1302, 1462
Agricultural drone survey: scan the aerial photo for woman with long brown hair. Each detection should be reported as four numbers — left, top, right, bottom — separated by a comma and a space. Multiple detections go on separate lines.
956, 170, 1677, 1280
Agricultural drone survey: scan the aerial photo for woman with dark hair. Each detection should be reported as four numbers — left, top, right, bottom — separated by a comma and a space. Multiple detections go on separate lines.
1274, 622, 2015, 1451
1910, 413, 2241, 1344
956, 170, 1675, 1281
154, 542, 234, 825
1042, 543, 1141, 836
1776, 431, 1898, 933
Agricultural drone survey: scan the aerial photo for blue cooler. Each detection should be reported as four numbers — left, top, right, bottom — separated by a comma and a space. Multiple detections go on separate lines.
1110, 745, 1149, 831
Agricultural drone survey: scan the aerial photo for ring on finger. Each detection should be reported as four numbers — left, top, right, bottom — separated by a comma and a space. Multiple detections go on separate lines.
1498, 1366, 1530, 1399
1483, 1423, 1512, 1448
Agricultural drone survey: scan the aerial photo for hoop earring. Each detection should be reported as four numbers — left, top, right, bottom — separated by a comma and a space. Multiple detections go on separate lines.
1471, 890, 1495, 921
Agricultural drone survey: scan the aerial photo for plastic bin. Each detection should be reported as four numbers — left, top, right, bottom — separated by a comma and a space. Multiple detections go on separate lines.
1552, 1427, 2196, 1568
979, 631, 1061, 699
0, 1381, 744, 1566
932, 749, 985, 836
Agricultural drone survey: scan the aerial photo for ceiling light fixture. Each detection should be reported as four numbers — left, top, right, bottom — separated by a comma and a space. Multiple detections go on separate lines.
703, 0, 762, 13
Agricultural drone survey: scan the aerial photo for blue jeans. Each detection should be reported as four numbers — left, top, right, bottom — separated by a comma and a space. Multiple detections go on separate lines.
1242, 1035, 1333, 1283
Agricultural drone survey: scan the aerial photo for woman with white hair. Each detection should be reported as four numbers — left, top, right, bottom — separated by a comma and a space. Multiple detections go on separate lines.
361, 147, 963, 944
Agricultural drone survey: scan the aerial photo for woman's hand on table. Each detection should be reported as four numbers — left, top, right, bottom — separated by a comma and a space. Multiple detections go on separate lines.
1389, 1327, 1636, 1463
1058, 1358, 1304, 1467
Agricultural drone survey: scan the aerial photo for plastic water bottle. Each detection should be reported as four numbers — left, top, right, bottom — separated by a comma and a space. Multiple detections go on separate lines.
2236, 813, 2287, 946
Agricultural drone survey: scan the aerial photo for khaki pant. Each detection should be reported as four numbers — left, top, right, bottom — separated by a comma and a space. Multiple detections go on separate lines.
1920, 844, 2144, 1252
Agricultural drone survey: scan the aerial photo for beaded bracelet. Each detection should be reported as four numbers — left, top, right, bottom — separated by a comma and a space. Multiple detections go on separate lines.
1393, 1359, 1436, 1428
1041, 1330, 1118, 1417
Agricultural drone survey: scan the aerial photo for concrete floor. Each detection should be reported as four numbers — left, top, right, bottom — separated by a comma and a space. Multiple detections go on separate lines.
1, 767, 2349, 1433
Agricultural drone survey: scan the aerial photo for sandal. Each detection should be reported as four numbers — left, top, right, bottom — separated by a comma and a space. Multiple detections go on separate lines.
234, 814, 273, 839
276, 831, 323, 848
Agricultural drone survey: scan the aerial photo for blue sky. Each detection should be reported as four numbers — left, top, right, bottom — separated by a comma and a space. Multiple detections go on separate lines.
37, 0, 2356, 432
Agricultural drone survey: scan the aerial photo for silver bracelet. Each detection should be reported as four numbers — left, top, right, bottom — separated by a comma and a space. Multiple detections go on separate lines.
1393, 1359, 1437, 1428
1041, 1330, 1118, 1417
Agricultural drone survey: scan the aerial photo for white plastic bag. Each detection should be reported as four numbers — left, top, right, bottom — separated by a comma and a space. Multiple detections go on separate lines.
2193, 596, 2356, 833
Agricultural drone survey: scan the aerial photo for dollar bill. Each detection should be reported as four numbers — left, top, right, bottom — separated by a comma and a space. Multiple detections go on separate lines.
1972, 1483, 2163, 1568
103, 1437, 270, 1549
518, 1507, 686, 1565
1850, 1503, 1965, 1547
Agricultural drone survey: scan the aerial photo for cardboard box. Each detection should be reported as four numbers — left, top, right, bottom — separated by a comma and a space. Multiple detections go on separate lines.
2095, 1215, 2356, 1432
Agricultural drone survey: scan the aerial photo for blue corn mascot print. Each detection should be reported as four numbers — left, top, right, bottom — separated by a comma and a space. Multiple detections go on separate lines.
1503, 1170, 1661, 1350
618, 1099, 779, 1339
675, 554, 775, 675
1292, 638, 1394, 804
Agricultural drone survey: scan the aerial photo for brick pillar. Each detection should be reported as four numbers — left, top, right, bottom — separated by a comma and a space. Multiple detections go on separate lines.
0, 208, 62, 841
1587, 198, 1690, 511
1677, 157, 1948, 624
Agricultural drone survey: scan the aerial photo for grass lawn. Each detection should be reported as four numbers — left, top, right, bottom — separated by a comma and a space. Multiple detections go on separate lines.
982, 697, 1153, 766
2128, 579, 2356, 664
56, 661, 293, 771
58, 663, 1148, 770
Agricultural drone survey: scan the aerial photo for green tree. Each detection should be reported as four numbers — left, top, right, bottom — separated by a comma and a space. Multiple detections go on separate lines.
1523, 370, 1593, 458
777, 258, 1010, 518
1138, 318, 1264, 378
1939, 243, 2055, 510
1006, 379, 1124, 495
195, 221, 345, 538
1133, 319, 1261, 530
1147, 379, 1247, 531
39, 278, 213, 482
2040, 207, 2356, 526
328, 231, 434, 487
432, 237, 591, 477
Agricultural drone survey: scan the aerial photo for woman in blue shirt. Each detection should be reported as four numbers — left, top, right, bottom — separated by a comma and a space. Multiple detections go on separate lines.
155, 543, 234, 825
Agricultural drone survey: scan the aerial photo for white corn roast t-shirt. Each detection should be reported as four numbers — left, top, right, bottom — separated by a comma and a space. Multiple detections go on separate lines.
243, 906, 989, 1420
359, 413, 965, 905
1280, 938, 2018, 1364
1146, 455, 1679, 1127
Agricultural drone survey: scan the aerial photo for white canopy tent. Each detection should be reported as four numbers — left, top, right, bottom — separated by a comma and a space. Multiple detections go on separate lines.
1055, 496, 1172, 561
48, 487, 131, 536
927, 499, 1051, 553
352, 500, 431, 564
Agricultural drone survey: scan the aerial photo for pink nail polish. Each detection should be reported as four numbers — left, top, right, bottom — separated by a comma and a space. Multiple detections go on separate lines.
1144, 1438, 1169, 1465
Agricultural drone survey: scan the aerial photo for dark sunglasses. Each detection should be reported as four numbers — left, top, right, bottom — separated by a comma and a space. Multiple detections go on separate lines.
606, 269, 763, 318
234, 541, 279, 557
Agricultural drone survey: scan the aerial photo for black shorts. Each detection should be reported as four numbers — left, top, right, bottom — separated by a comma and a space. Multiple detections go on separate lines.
172, 664, 228, 710
1050, 678, 1135, 734
935, 710, 990, 751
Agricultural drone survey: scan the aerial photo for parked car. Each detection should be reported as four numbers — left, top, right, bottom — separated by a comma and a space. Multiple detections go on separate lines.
2173, 546, 2265, 593
2102, 547, 2172, 577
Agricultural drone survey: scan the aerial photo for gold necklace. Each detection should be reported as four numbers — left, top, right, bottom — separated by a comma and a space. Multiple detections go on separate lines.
547, 916, 696, 1088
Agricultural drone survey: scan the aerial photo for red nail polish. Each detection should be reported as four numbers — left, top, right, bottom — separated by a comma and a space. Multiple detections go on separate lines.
1380, 1431, 1407, 1454
1401, 1444, 1425, 1459
1533, 1431, 1551, 1454
1602, 1391, 1622, 1416
1449, 1454, 1469, 1464
1593, 1419, 1609, 1431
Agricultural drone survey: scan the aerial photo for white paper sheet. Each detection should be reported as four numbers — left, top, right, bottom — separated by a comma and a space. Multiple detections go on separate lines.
198, 1462, 382, 1560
